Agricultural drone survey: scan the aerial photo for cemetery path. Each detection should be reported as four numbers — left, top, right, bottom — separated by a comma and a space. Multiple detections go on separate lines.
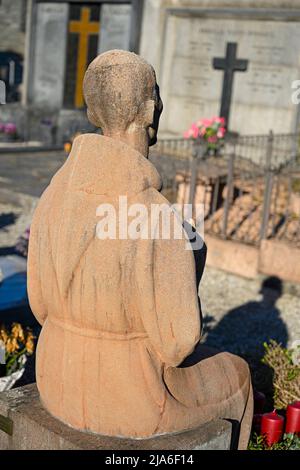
0, 150, 66, 197
0, 150, 66, 247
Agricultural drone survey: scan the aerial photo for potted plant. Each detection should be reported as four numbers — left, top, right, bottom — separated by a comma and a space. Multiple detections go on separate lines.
0, 323, 35, 392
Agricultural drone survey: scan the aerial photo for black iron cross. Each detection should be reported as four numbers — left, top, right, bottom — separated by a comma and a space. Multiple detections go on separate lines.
213, 42, 248, 129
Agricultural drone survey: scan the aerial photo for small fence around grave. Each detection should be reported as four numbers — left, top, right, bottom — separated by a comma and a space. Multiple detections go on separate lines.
149, 132, 300, 248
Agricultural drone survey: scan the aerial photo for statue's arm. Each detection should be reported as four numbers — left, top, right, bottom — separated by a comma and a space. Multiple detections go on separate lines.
27, 196, 48, 325
141, 214, 202, 367
183, 220, 207, 332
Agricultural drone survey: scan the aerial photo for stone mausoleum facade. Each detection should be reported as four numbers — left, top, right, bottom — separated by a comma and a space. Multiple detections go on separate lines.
1, 0, 300, 143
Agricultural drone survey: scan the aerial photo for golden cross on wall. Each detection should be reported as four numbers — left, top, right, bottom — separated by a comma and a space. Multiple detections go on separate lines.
69, 7, 100, 108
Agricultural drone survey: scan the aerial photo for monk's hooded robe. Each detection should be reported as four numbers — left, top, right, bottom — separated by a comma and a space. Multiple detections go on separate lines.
28, 134, 252, 439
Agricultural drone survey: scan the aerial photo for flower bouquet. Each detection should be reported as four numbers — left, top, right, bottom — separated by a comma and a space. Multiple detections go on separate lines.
0, 122, 18, 142
0, 323, 35, 392
184, 116, 226, 155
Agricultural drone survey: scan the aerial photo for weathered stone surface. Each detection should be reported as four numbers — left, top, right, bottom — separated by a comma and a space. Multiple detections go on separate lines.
98, 4, 131, 53
140, 0, 300, 136
260, 240, 300, 284
0, 0, 26, 56
0, 384, 232, 450
206, 235, 259, 279
31, 3, 69, 108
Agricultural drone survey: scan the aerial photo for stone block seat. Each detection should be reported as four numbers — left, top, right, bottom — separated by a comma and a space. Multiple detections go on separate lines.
0, 384, 232, 450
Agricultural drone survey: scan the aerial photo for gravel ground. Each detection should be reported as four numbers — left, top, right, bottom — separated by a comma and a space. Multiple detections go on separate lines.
0, 189, 37, 249
199, 266, 300, 398
200, 266, 300, 357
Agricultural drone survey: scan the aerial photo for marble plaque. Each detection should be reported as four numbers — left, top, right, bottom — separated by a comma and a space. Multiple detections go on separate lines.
32, 3, 68, 108
160, 14, 300, 136
98, 4, 131, 53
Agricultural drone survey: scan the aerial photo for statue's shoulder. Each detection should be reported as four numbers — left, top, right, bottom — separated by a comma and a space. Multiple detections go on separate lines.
135, 185, 170, 206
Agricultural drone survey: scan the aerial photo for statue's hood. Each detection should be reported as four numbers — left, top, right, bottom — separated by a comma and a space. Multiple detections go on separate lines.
52, 133, 162, 195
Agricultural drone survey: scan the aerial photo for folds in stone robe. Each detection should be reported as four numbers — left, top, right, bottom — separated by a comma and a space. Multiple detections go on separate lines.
28, 134, 252, 443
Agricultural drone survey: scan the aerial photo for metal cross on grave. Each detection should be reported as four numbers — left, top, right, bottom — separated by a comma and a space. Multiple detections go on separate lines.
213, 42, 248, 130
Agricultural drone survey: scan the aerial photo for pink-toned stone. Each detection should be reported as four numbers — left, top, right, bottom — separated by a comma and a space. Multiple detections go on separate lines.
27, 50, 253, 449
205, 235, 259, 279
260, 240, 300, 284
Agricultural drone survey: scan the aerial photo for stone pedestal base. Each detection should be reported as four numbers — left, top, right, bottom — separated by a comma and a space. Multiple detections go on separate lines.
0, 384, 232, 450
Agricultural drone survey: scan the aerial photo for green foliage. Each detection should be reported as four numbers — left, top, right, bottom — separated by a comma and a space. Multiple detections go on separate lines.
248, 433, 300, 450
248, 341, 300, 450
262, 340, 300, 409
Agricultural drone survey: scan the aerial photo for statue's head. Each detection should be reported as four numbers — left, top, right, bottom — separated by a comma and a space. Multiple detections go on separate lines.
83, 50, 163, 146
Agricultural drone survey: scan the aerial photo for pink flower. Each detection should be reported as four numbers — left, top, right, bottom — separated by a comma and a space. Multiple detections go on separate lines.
208, 136, 217, 144
217, 127, 226, 138
4, 123, 17, 134
201, 118, 213, 128
218, 127, 226, 137
185, 116, 226, 141
211, 116, 226, 126
184, 127, 195, 139
191, 123, 199, 138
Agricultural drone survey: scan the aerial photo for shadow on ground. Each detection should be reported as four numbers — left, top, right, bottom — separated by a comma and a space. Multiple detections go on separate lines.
203, 276, 287, 406
204, 276, 288, 356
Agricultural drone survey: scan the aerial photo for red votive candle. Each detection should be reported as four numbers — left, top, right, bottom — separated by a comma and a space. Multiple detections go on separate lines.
261, 410, 284, 446
285, 401, 300, 434
254, 390, 266, 414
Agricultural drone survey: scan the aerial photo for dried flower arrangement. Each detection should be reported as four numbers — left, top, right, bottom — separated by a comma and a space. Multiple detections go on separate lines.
0, 323, 34, 390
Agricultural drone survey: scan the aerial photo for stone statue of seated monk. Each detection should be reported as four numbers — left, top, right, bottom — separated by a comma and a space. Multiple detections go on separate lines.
27, 50, 253, 449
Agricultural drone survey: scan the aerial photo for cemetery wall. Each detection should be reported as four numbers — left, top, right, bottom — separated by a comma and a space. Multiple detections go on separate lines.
0, 0, 26, 55
205, 234, 300, 284
141, 0, 300, 74
16, 1, 133, 144
140, 0, 300, 137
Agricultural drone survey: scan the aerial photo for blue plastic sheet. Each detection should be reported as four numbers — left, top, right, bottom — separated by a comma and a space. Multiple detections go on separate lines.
0, 255, 28, 311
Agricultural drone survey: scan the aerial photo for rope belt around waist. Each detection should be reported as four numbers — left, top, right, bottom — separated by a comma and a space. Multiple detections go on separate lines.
47, 316, 148, 341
